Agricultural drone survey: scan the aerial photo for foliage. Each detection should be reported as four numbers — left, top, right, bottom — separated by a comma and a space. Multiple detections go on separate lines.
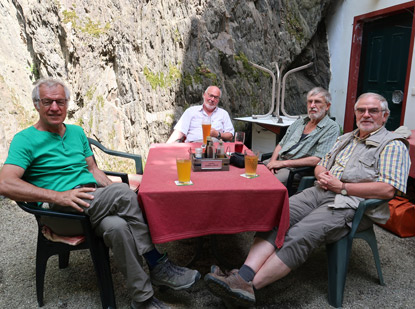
144, 64, 182, 90
62, 10, 110, 37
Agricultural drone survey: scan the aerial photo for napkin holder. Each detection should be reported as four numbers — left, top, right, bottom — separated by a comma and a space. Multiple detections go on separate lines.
191, 154, 230, 172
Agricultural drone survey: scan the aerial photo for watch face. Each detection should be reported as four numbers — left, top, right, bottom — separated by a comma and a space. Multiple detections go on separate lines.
341, 189, 347, 196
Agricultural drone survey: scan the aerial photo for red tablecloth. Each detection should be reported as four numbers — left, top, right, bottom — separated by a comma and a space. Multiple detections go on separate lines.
408, 130, 415, 178
138, 143, 289, 248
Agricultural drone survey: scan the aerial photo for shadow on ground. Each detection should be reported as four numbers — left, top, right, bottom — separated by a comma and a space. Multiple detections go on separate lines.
1, 196, 414, 308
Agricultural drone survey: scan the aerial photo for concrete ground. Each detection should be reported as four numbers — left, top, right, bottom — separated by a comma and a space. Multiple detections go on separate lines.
1, 195, 414, 309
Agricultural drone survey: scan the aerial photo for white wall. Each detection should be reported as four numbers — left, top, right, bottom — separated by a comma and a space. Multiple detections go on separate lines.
326, 0, 414, 130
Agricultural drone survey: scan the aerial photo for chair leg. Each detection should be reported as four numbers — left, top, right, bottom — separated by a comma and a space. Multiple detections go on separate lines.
355, 229, 384, 285
326, 237, 350, 308
36, 241, 49, 307
58, 251, 70, 269
88, 237, 116, 309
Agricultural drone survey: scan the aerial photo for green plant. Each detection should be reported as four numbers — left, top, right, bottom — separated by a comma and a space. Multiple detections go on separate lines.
143, 64, 182, 90
62, 9, 110, 37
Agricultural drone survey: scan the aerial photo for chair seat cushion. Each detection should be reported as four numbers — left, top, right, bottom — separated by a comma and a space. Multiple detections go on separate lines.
41, 225, 85, 246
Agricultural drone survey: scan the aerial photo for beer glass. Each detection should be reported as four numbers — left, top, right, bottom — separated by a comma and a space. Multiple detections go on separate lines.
202, 116, 211, 145
244, 152, 259, 176
176, 156, 192, 183
234, 132, 245, 153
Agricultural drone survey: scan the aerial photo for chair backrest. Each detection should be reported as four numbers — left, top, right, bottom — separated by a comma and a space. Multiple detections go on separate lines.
87, 137, 143, 174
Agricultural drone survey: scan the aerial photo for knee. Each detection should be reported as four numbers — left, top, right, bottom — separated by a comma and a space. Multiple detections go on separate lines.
99, 216, 130, 244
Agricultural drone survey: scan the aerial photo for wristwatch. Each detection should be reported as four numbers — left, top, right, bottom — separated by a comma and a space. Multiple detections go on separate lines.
217, 132, 222, 139
341, 183, 348, 196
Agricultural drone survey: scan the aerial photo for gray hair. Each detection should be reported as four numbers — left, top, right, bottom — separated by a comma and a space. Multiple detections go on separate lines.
204, 86, 222, 98
307, 87, 332, 105
32, 78, 70, 108
354, 92, 390, 113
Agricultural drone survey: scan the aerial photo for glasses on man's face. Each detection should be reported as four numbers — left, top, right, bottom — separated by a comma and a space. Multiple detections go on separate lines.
39, 98, 67, 107
355, 108, 385, 116
207, 93, 220, 101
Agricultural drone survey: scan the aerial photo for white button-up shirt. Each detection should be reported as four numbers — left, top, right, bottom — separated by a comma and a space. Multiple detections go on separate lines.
174, 105, 235, 142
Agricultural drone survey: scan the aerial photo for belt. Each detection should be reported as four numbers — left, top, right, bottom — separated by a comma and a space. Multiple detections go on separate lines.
73, 183, 98, 189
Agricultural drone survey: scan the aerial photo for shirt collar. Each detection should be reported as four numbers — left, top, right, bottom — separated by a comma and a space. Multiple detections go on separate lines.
199, 104, 218, 115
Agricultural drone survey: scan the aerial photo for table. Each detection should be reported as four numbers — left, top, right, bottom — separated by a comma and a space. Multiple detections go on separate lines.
408, 129, 415, 178
138, 143, 290, 248
234, 115, 296, 154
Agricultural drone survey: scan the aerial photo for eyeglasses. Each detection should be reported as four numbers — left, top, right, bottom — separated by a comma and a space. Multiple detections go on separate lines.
355, 108, 385, 116
207, 93, 220, 101
39, 98, 67, 107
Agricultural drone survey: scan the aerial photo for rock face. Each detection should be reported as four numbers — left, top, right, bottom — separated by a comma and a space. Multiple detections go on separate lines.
0, 0, 332, 165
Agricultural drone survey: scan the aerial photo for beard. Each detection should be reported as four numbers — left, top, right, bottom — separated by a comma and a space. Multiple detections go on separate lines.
203, 102, 216, 112
308, 109, 326, 120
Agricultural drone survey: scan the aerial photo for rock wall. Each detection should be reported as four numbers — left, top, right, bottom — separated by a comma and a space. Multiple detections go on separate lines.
0, 0, 333, 166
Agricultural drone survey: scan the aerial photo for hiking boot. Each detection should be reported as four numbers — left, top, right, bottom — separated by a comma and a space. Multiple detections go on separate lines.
204, 270, 255, 307
210, 265, 239, 278
210, 264, 226, 277
150, 255, 201, 290
131, 296, 171, 309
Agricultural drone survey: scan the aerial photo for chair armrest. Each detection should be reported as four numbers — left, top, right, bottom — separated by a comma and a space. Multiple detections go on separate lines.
16, 201, 88, 221
104, 171, 129, 185
289, 166, 315, 173
297, 176, 316, 193
88, 138, 143, 174
260, 152, 273, 162
348, 198, 390, 238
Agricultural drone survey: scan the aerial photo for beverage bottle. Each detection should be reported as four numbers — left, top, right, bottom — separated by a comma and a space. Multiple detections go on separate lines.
205, 136, 216, 158
216, 139, 225, 158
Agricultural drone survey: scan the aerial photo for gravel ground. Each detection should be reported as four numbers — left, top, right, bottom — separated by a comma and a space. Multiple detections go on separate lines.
1, 195, 414, 309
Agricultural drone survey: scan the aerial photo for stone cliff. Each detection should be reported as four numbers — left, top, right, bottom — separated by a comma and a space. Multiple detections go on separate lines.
0, 0, 332, 168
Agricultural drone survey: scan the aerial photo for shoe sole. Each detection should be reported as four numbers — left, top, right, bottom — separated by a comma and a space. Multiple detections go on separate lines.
152, 271, 201, 290
204, 274, 255, 307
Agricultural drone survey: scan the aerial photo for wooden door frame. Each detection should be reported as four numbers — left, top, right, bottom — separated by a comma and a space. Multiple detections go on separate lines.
344, 1, 415, 132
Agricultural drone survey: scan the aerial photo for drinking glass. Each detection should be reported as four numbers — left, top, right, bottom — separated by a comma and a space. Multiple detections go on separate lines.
244, 152, 259, 176
176, 156, 192, 184
202, 116, 212, 145
234, 131, 245, 153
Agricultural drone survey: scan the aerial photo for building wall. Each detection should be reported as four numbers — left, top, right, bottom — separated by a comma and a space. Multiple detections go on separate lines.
326, 0, 414, 130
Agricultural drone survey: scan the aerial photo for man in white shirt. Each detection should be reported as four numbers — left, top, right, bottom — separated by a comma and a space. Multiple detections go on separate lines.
167, 86, 235, 143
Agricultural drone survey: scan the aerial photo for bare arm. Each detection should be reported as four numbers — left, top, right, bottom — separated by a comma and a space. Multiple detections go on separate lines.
0, 164, 94, 212
267, 156, 321, 170
210, 128, 233, 142
270, 144, 282, 162
314, 164, 328, 181
317, 171, 396, 199
166, 130, 185, 143
85, 156, 113, 187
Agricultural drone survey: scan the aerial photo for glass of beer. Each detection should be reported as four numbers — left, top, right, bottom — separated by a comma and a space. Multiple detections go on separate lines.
202, 116, 211, 145
234, 131, 245, 153
244, 152, 259, 176
176, 156, 192, 184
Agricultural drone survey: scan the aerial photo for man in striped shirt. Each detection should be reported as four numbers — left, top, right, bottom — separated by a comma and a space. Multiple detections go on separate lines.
204, 92, 410, 307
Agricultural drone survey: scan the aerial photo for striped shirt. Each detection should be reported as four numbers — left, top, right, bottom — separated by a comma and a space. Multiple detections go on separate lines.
319, 130, 410, 193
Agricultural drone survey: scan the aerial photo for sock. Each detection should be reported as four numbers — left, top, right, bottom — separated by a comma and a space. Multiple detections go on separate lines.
143, 249, 164, 270
238, 264, 256, 282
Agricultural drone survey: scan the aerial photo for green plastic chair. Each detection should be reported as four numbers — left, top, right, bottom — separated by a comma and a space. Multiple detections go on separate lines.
297, 176, 387, 308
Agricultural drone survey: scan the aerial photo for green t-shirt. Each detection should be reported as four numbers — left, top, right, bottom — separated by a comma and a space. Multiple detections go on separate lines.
5, 124, 97, 192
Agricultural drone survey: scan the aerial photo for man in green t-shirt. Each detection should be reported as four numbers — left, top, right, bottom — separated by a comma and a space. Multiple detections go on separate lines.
0, 78, 200, 308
